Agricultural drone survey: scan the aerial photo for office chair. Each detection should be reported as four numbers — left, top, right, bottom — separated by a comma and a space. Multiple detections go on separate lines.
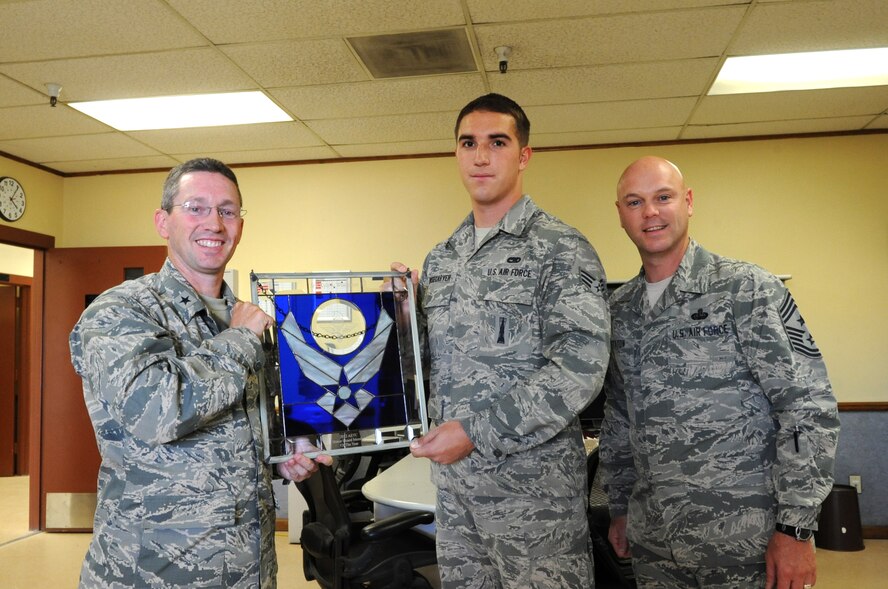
587, 447, 637, 588
332, 449, 410, 526
336, 447, 409, 493
296, 463, 438, 589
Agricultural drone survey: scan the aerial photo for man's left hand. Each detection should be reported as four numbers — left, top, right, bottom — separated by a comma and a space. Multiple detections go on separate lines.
765, 531, 817, 589
409, 421, 474, 464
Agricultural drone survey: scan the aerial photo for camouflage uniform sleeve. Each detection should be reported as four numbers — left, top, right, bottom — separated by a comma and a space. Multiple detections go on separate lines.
70, 291, 265, 446
460, 235, 610, 457
734, 272, 839, 529
598, 353, 636, 518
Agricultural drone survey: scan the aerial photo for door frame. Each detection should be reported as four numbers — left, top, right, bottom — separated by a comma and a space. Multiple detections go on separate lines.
1, 223, 52, 529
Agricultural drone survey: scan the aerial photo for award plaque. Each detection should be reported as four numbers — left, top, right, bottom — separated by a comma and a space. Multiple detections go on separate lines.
250, 270, 428, 461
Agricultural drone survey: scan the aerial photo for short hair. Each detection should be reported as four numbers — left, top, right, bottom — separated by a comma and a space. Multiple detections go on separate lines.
161, 158, 241, 210
454, 93, 530, 147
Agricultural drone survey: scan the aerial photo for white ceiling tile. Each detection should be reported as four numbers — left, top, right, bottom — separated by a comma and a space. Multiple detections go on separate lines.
0, 105, 111, 140
692, 87, 888, 124
168, 0, 466, 44
0, 77, 46, 107
866, 115, 888, 129
489, 59, 719, 106
221, 39, 369, 88
526, 98, 698, 133
173, 146, 340, 165
0, 0, 206, 62
466, 0, 746, 22
271, 74, 487, 120
0, 48, 256, 102
0, 1, 884, 175
473, 6, 746, 70
682, 116, 876, 139
532, 127, 684, 148
307, 112, 454, 144
129, 123, 325, 154
731, 0, 888, 55
333, 139, 455, 158
43, 155, 181, 174
0, 134, 161, 163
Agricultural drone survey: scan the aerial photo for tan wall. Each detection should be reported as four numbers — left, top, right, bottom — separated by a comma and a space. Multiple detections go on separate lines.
0, 155, 64, 238
58, 133, 888, 402
0, 243, 34, 276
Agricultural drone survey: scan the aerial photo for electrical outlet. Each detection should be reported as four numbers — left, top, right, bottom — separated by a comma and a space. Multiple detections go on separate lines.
849, 475, 862, 494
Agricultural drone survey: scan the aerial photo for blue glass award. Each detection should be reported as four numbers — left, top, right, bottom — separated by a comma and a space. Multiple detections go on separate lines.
250, 271, 428, 460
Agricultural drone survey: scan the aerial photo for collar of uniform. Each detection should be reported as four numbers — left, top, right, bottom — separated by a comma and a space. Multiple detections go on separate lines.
447, 195, 537, 249
611, 272, 647, 316
612, 238, 709, 316
670, 238, 711, 296
498, 195, 537, 236
158, 259, 236, 325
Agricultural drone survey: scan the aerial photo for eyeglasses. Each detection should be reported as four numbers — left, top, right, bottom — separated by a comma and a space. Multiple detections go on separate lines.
168, 201, 246, 220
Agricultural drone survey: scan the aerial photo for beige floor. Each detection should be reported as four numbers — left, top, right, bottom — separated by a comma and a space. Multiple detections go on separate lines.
2, 475, 886, 588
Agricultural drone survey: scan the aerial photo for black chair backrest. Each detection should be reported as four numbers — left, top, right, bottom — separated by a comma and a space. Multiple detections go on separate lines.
297, 464, 353, 588
296, 461, 438, 589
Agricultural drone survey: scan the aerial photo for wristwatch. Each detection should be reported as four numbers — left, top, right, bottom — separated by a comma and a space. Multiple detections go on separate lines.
776, 522, 815, 541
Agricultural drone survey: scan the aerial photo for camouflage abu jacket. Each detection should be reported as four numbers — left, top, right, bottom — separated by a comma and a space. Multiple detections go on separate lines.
69, 259, 277, 588
418, 196, 610, 498
599, 239, 839, 567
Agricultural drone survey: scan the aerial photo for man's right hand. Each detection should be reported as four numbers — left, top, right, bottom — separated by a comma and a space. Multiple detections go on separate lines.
230, 301, 273, 338
410, 421, 474, 464
608, 514, 632, 558
384, 262, 418, 295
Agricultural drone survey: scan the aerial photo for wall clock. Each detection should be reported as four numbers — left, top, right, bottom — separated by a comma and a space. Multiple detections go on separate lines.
0, 176, 26, 222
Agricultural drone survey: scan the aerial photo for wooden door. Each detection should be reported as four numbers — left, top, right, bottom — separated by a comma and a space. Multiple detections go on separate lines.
0, 281, 31, 477
42, 246, 166, 530
0, 285, 15, 476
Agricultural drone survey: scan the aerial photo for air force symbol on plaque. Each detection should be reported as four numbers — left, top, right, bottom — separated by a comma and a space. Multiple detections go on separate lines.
280, 303, 393, 427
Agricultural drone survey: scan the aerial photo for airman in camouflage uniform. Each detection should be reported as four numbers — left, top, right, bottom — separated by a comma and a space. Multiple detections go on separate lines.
599, 157, 839, 589
402, 94, 610, 588
69, 158, 329, 588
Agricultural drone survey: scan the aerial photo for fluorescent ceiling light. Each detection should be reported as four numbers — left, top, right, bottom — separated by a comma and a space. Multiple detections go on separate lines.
709, 47, 888, 95
69, 91, 292, 131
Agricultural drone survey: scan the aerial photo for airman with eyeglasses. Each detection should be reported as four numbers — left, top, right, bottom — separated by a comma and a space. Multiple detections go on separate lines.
71, 157, 332, 588
166, 201, 247, 221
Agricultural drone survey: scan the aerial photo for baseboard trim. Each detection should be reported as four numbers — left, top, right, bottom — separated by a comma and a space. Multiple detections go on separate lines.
863, 526, 888, 539
276, 518, 288, 532
837, 402, 888, 411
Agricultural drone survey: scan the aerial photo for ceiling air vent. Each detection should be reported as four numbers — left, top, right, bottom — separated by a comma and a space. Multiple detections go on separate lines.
348, 28, 477, 79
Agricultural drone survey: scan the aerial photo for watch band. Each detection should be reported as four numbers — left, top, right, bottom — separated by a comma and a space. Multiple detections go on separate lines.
776, 522, 814, 541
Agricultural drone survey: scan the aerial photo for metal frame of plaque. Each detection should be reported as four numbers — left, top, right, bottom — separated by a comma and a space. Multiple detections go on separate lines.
250, 270, 428, 461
